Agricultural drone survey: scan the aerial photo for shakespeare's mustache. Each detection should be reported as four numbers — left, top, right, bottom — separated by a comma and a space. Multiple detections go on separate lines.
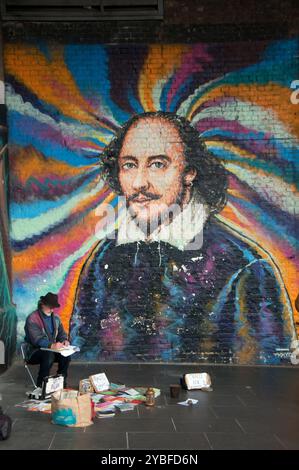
128, 191, 161, 202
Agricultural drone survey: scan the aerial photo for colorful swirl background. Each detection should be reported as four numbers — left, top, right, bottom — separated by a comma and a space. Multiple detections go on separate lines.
3, 40, 299, 341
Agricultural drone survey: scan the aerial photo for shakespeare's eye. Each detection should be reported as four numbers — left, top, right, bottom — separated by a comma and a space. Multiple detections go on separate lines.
122, 162, 136, 170
150, 161, 165, 169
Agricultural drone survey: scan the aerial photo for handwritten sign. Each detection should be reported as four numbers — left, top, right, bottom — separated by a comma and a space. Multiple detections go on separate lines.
89, 373, 110, 393
184, 373, 211, 390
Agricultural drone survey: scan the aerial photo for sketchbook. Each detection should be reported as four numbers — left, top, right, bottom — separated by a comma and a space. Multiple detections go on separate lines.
40, 345, 80, 357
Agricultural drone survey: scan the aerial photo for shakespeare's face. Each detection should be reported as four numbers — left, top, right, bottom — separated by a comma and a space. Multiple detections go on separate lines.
118, 117, 196, 229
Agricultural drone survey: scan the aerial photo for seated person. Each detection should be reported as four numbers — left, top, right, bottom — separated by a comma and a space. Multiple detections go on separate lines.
24, 292, 71, 388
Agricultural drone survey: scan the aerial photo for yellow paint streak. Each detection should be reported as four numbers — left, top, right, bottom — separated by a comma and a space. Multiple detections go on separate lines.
5, 44, 96, 125
217, 213, 299, 334
11, 146, 95, 185
188, 84, 299, 137
235, 270, 258, 364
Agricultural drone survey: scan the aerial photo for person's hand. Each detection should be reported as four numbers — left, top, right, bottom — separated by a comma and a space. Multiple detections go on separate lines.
63, 340, 70, 347
51, 342, 65, 350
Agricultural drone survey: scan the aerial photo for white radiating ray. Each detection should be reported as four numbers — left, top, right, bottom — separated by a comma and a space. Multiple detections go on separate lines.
192, 100, 296, 141
6, 84, 112, 146
223, 161, 298, 216
15, 236, 106, 334
11, 177, 105, 242
152, 78, 169, 111
177, 75, 226, 119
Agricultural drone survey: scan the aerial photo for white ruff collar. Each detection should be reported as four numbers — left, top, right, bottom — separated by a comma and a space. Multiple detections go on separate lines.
116, 193, 209, 251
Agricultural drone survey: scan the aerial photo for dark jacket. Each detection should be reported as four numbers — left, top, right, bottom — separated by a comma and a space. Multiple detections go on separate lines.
24, 309, 68, 361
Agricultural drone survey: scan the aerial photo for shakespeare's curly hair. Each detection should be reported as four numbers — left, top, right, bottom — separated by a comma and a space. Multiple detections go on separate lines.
99, 111, 228, 213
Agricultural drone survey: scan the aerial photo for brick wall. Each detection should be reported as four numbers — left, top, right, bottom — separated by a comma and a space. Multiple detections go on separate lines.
0, 28, 17, 370
1, 0, 298, 365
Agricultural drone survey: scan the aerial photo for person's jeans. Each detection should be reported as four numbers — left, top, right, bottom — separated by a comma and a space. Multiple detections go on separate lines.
29, 349, 71, 387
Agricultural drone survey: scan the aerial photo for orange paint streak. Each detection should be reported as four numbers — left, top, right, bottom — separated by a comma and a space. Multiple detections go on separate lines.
69, 182, 113, 217
236, 272, 259, 363
12, 210, 94, 277
218, 208, 299, 332
205, 140, 258, 161
188, 84, 299, 137
4, 44, 109, 128
59, 214, 117, 331
10, 146, 95, 185
59, 192, 117, 330
12, 190, 115, 276
57, 243, 99, 331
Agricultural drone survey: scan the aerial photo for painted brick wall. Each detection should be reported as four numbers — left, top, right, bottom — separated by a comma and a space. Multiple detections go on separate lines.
1, 0, 299, 365
0, 30, 17, 370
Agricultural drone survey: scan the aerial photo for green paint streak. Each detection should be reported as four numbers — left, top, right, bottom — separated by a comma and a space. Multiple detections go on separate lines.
0, 151, 17, 367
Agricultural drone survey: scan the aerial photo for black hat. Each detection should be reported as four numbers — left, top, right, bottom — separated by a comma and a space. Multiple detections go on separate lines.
40, 292, 60, 308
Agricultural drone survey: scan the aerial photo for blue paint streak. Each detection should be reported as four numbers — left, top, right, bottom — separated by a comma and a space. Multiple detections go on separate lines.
160, 74, 175, 111
10, 172, 100, 219
229, 194, 298, 247
208, 146, 297, 185
202, 129, 297, 165
64, 45, 130, 125
8, 111, 99, 167
168, 76, 194, 112
127, 87, 144, 114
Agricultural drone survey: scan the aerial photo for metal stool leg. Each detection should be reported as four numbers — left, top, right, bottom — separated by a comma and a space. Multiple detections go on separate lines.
24, 363, 37, 389
20, 343, 37, 389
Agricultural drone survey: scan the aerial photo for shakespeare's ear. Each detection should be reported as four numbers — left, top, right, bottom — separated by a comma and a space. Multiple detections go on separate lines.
184, 167, 197, 186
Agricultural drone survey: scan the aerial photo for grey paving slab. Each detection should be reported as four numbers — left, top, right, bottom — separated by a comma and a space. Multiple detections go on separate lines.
206, 432, 285, 450
12, 417, 87, 433
128, 432, 211, 450
0, 361, 298, 450
234, 393, 299, 408
237, 416, 299, 434
211, 405, 281, 419
165, 391, 242, 406
50, 432, 127, 450
173, 417, 243, 433
85, 417, 174, 433
138, 404, 215, 419
274, 432, 299, 450
0, 431, 55, 450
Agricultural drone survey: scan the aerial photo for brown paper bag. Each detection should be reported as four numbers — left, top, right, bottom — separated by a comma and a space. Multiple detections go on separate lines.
51, 390, 93, 427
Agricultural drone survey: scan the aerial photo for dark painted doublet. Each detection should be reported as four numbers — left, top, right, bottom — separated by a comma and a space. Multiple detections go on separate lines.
70, 218, 294, 364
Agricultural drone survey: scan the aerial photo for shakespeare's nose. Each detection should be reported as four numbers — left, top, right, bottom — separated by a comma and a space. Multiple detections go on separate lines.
132, 169, 149, 191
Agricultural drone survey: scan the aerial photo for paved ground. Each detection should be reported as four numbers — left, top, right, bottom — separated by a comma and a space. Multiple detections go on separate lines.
0, 361, 298, 450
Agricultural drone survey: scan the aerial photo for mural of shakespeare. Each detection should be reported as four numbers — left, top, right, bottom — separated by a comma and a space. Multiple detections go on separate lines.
70, 112, 296, 363
5, 42, 298, 365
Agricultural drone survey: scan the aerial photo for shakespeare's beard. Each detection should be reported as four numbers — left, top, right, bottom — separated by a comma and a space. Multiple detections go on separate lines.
126, 183, 191, 236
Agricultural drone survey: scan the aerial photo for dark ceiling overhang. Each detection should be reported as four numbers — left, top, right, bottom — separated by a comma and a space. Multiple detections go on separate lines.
1, 0, 164, 21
